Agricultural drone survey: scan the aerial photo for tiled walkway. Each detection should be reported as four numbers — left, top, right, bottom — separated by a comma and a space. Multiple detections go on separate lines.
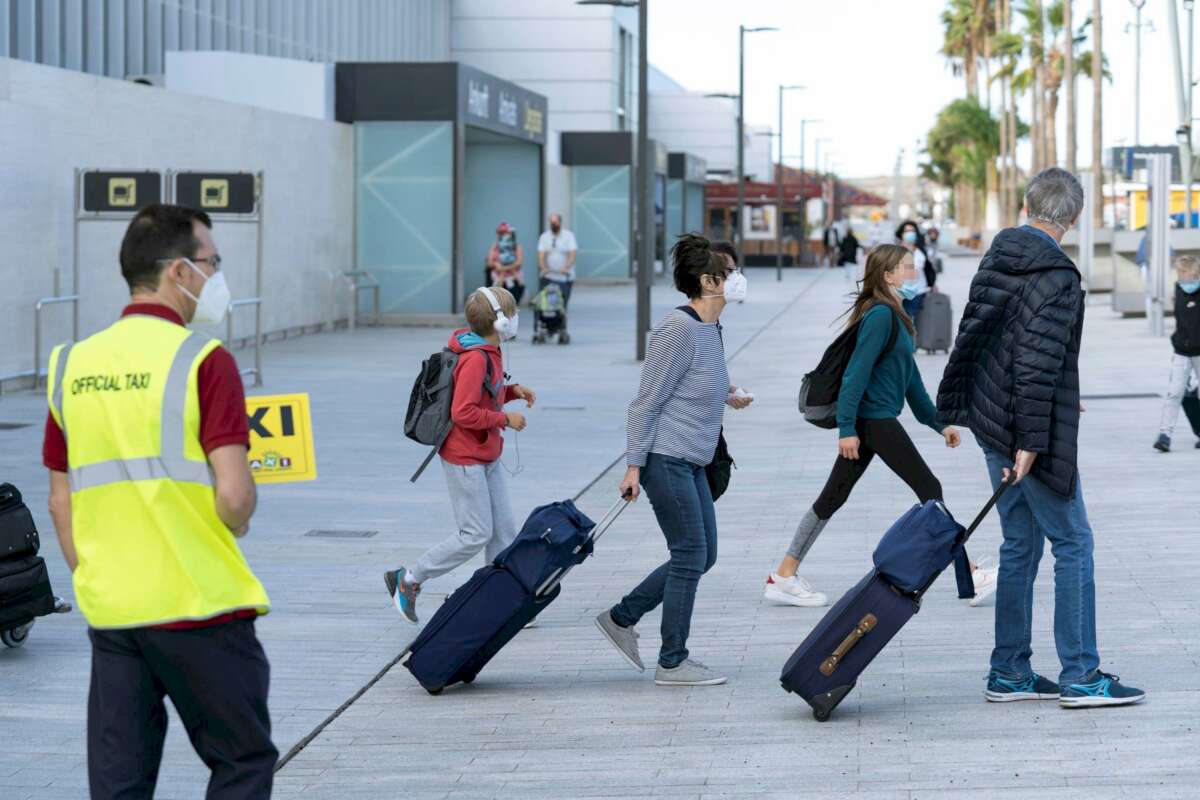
2, 253, 1197, 799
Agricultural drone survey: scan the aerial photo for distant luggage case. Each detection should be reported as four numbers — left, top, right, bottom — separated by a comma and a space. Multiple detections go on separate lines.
916, 292, 953, 353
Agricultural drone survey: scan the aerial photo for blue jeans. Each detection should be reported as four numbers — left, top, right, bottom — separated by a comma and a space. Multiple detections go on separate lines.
610, 453, 718, 668
982, 448, 1099, 685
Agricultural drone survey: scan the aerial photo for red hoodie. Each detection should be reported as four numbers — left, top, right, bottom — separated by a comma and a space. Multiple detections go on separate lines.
439, 329, 519, 466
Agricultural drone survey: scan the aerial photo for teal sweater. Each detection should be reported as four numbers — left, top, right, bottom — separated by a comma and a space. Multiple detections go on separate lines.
836, 305, 944, 438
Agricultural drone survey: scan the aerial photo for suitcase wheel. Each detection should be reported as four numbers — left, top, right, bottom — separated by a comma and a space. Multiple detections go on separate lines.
462, 675, 475, 684
426, 687, 443, 696
1, 621, 34, 648
812, 707, 831, 723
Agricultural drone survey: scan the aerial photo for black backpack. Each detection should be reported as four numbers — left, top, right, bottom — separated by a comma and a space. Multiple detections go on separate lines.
798, 306, 899, 429
405, 349, 497, 482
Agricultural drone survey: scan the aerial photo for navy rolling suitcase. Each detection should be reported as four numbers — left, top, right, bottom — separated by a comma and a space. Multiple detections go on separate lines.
780, 477, 1011, 721
403, 496, 630, 694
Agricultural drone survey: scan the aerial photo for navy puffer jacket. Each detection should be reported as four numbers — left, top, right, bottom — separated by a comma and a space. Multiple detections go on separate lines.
936, 227, 1085, 497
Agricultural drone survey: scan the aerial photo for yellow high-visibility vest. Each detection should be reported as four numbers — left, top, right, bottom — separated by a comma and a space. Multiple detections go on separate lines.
47, 314, 270, 629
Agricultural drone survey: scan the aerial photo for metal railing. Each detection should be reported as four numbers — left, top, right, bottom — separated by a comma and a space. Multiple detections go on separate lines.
342, 270, 381, 332
33, 294, 80, 389
226, 298, 263, 387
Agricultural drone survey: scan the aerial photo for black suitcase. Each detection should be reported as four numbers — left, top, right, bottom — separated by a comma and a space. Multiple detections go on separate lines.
403, 497, 629, 694
0, 483, 41, 559
0, 555, 55, 630
916, 292, 953, 353
780, 479, 1010, 721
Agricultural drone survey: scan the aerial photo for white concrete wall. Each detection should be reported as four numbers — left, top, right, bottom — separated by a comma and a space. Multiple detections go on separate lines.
648, 92, 737, 173
0, 57, 353, 379
545, 163, 572, 229
165, 51, 335, 120
451, 0, 636, 165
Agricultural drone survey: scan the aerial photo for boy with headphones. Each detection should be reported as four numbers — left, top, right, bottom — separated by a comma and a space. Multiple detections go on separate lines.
385, 287, 537, 623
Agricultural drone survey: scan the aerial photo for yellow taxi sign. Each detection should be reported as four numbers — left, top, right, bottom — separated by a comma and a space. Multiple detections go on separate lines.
246, 393, 317, 484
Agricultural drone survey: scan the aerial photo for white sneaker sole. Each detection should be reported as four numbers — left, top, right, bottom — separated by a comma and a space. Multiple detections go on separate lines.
763, 586, 829, 607
594, 616, 644, 672
386, 575, 419, 625
655, 676, 728, 687
985, 690, 1060, 702
1060, 694, 1146, 708
968, 582, 998, 607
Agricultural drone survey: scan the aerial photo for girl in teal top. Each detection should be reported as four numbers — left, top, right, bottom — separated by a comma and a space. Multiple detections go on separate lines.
763, 245, 994, 608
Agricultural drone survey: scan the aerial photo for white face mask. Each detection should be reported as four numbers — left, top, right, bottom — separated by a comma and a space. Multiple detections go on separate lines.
177, 258, 231, 325
723, 271, 748, 303
702, 271, 748, 304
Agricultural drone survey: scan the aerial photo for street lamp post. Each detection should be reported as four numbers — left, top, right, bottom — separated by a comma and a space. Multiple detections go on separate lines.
776, 84, 805, 281
1127, 0, 1151, 146
797, 119, 820, 265
735, 25, 779, 268
1187, 0, 1196, 227
579, 0, 651, 360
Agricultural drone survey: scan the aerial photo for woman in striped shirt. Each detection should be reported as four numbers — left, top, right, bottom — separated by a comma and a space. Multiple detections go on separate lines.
594, 235, 753, 687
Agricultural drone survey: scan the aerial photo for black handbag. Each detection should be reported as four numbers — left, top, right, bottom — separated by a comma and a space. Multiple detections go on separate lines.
706, 429, 735, 502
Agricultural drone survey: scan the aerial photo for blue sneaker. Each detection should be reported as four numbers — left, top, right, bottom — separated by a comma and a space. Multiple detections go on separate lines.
1060, 671, 1146, 708
384, 567, 420, 624
985, 672, 1060, 702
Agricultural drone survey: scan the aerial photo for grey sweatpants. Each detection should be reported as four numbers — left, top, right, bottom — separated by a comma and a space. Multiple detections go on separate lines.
409, 458, 518, 584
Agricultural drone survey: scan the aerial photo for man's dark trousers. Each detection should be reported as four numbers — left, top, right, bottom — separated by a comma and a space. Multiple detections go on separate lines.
88, 619, 277, 799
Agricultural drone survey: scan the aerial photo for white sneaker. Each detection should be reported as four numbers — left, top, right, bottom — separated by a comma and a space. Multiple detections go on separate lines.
763, 573, 828, 607
968, 560, 999, 607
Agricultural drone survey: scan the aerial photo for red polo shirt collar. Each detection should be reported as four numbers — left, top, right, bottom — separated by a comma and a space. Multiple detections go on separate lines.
122, 302, 186, 326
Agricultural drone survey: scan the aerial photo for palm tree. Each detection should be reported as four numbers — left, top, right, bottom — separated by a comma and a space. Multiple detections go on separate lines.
1016, 1, 1047, 172
1064, 0, 1076, 172
943, 0, 982, 99
942, 0, 996, 228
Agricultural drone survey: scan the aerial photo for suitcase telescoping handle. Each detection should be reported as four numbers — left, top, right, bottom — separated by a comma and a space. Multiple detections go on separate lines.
534, 492, 633, 598
960, 472, 1014, 547
915, 472, 1014, 599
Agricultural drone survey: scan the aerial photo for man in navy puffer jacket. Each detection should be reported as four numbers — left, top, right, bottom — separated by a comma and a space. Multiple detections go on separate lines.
937, 168, 1145, 708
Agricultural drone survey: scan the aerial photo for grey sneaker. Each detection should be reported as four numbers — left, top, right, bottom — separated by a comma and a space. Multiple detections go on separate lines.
654, 659, 728, 687
594, 610, 644, 671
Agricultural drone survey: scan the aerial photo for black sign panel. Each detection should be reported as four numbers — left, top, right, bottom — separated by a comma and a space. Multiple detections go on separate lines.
81, 171, 162, 213
335, 63, 548, 145
174, 172, 257, 214
561, 132, 634, 166
457, 64, 548, 145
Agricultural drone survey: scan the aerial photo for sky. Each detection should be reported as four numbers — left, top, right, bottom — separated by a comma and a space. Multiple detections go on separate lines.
647, 0, 1191, 179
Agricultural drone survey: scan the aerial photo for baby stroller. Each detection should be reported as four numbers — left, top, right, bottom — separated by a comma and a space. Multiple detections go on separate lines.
531, 283, 569, 345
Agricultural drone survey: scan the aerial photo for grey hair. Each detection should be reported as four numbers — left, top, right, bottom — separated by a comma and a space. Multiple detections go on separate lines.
1025, 167, 1084, 229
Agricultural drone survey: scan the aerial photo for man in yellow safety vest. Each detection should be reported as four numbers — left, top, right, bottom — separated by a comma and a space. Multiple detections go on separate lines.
43, 204, 277, 798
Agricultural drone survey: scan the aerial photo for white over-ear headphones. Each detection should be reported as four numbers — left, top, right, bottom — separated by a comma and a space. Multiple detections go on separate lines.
477, 287, 518, 339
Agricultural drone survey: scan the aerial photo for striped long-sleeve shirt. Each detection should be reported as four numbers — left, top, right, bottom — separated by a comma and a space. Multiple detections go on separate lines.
626, 309, 730, 468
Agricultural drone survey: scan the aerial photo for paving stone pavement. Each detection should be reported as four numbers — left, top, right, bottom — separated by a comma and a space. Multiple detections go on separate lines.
1, 254, 1198, 799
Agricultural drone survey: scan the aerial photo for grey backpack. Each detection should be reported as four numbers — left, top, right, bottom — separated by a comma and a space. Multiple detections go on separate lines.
404, 349, 498, 482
